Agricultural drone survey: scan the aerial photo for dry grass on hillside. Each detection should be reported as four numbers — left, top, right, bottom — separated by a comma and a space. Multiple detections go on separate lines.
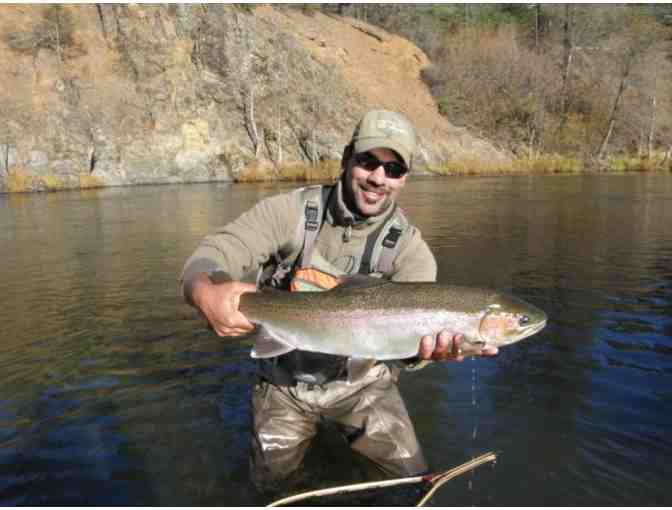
235, 160, 341, 183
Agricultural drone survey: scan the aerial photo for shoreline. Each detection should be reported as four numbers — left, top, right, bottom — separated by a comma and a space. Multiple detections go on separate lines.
1, 156, 670, 195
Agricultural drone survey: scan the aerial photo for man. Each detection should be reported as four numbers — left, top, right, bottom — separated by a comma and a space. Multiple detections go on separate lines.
180, 110, 497, 488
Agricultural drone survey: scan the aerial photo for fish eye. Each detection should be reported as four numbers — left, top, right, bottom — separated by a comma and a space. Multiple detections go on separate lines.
519, 315, 530, 326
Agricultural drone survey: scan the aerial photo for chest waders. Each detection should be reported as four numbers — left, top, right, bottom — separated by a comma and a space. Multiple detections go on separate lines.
256, 184, 410, 387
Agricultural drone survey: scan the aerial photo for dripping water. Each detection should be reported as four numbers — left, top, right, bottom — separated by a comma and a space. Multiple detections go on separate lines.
468, 356, 479, 492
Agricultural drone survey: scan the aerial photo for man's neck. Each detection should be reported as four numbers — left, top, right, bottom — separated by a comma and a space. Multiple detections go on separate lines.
333, 178, 394, 226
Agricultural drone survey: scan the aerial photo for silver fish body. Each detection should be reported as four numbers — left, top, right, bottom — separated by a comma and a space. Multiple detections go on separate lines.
240, 278, 547, 360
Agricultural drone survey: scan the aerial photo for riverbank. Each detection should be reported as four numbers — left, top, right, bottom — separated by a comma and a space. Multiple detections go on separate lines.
3, 154, 671, 193
0, 5, 510, 196
181, 153, 672, 182
429, 154, 672, 176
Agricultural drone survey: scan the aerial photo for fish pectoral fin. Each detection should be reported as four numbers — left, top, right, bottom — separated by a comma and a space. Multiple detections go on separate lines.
346, 357, 377, 384
250, 329, 296, 359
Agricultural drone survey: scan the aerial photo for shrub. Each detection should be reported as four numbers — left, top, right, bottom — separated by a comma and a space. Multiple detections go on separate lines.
235, 160, 340, 183
79, 174, 104, 189
39, 175, 65, 191
6, 168, 31, 192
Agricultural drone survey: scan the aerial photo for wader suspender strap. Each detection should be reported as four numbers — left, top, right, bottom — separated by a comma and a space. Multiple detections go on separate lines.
376, 207, 409, 275
298, 186, 333, 269
358, 212, 391, 275
358, 205, 407, 276
378, 224, 404, 274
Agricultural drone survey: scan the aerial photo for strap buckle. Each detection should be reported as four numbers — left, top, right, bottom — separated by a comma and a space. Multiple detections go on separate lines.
382, 226, 403, 249
305, 202, 319, 231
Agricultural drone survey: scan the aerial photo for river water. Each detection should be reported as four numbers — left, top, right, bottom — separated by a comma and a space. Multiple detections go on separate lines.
1, 175, 670, 505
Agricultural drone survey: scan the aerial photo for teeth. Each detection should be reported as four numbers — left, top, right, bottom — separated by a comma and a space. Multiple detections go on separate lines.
363, 190, 383, 202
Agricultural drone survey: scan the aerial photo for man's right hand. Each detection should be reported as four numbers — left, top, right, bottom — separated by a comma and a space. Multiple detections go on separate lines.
189, 274, 257, 337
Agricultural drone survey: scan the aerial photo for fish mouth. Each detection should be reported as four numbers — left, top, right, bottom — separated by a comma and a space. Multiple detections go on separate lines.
520, 319, 547, 338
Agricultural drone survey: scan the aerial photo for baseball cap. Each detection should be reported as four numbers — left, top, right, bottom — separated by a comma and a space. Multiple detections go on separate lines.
350, 110, 417, 169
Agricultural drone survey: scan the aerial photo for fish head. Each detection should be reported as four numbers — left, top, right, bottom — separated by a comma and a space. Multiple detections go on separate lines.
478, 293, 547, 347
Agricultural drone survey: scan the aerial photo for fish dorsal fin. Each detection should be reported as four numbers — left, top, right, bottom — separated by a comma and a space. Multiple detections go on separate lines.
250, 327, 296, 359
331, 274, 392, 292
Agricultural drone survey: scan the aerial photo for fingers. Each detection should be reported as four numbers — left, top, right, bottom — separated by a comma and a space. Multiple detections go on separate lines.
233, 282, 258, 294
418, 332, 503, 362
418, 331, 465, 362
213, 324, 254, 337
194, 279, 257, 337
212, 308, 255, 338
433, 331, 463, 362
419, 335, 436, 359
450, 333, 465, 362
212, 318, 255, 337
227, 283, 256, 332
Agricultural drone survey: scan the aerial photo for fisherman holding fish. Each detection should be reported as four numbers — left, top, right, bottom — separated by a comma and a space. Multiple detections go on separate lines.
180, 110, 500, 488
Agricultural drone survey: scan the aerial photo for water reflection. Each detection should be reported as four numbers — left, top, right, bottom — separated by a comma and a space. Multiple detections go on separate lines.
0, 175, 671, 505
400, 174, 672, 506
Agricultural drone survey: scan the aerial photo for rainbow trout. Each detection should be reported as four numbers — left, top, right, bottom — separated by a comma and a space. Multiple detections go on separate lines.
240, 277, 547, 361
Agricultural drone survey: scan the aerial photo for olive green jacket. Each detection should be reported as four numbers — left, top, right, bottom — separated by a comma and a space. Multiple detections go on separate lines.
180, 180, 436, 300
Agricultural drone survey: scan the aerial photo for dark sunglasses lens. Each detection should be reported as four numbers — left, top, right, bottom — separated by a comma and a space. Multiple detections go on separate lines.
355, 153, 380, 170
383, 161, 407, 178
355, 153, 407, 178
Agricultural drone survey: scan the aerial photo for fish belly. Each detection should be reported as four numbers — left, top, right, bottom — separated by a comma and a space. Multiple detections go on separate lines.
261, 310, 479, 360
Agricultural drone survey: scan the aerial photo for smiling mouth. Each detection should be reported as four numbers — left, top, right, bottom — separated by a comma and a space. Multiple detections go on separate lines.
361, 188, 386, 201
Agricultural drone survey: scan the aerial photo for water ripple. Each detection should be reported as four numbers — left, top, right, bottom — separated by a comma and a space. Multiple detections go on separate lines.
2, 176, 672, 505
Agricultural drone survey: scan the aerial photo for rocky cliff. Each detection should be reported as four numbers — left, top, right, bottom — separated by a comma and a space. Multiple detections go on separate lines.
0, 4, 510, 192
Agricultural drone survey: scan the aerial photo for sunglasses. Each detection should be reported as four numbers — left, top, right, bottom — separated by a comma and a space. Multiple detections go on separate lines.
353, 152, 408, 179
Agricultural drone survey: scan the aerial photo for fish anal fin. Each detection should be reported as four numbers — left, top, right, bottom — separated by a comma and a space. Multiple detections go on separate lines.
346, 357, 377, 384
251, 329, 296, 359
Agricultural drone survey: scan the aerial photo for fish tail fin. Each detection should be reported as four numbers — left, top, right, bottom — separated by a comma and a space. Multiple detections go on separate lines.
250, 327, 296, 358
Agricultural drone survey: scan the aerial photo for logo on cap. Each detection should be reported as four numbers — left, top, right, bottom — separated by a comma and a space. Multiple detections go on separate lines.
377, 119, 407, 136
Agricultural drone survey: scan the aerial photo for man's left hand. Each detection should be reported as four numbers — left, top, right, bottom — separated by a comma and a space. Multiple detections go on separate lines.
418, 331, 499, 362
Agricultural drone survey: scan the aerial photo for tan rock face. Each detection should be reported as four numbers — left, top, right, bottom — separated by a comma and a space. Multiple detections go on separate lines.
0, 5, 509, 192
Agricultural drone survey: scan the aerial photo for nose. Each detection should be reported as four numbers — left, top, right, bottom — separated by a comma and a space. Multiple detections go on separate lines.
367, 165, 386, 185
